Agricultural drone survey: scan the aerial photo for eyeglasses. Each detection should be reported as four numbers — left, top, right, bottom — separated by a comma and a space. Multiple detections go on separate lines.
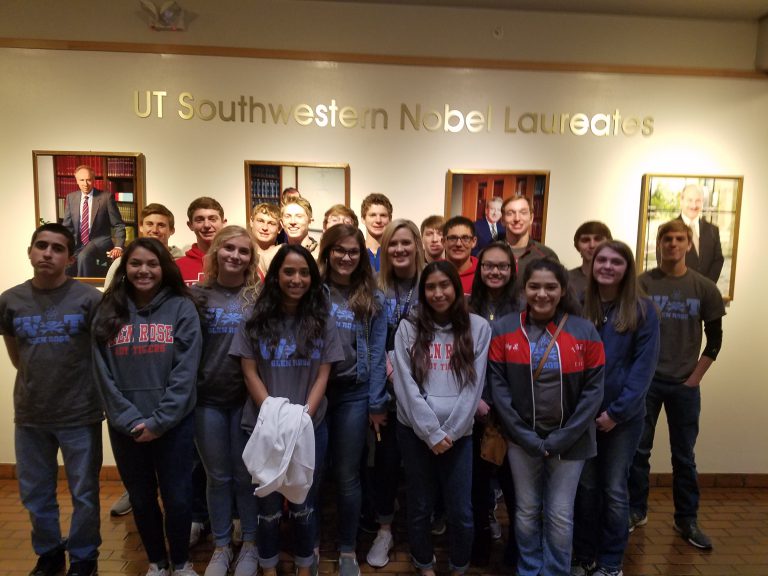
445, 235, 474, 245
331, 246, 361, 259
480, 262, 512, 272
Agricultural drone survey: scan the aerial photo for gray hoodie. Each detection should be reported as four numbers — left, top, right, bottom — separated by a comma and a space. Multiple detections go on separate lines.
92, 287, 202, 437
394, 313, 491, 447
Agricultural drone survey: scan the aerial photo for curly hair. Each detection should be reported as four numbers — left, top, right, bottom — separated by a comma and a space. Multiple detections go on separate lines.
245, 244, 328, 358
201, 225, 262, 305
409, 261, 476, 389
522, 258, 581, 317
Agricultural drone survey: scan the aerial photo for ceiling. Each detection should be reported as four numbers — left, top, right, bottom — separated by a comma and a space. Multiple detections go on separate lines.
315, 0, 768, 21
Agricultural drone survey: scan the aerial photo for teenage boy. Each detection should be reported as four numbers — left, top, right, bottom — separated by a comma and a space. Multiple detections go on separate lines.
176, 197, 227, 285
361, 193, 393, 272
568, 221, 613, 299
628, 220, 725, 550
323, 204, 358, 231
472, 196, 504, 256
250, 202, 282, 252
443, 216, 478, 295
260, 198, 318, 275
501, 195, 558, 291
420, 215, 445, 263
104, 203, 181, 289
0, 224, 103, 576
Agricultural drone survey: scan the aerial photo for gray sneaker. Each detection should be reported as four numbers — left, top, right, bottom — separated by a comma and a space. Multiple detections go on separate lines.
674, 520, 713, 550
146, 563, 169, 576
570, 561, 595, 576
593, 568, 623, 576
366, 529, 393, 568
110, 491, 132, 516
338, 555, 361, 576
204, 547, 232, 576
628, 510, 647, 533
173, 562, 199, 576
233, 544, 259, 576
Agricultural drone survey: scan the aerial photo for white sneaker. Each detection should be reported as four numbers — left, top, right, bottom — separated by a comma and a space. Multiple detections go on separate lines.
204, 547, 233, 576
233, 543, 259, 576
189, 522, 206, 547
173, 561, 199, 576
366, 529, 393, 568
146, 563, 169, 576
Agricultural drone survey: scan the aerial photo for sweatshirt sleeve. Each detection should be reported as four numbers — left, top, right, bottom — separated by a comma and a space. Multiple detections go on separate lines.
393, 320, 445, 447
144, 299, 203, 436
488, 322, 546, 456
92, 336, 145, 436
542, 323, 605, 456
440, 316, 491, 440
367, 293, 389, 414
606, 301, 660, 424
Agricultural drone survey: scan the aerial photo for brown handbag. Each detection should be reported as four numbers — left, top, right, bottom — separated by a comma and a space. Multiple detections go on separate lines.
480, 412, 507, 466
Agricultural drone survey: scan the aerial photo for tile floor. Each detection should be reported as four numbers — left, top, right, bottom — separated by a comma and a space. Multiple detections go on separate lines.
0, 479, 766, 576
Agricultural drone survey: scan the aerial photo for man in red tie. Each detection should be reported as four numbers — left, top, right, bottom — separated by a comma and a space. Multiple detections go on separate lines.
61, 165, 126, 278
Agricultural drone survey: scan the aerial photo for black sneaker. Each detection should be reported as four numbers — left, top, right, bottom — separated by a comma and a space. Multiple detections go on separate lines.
66, 560, 98, 576
674, 520, 713, 550
29, 546, 65, 576
628, 510, 647, 533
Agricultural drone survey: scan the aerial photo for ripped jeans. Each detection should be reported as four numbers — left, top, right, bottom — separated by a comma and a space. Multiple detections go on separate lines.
256, 419, 327, 569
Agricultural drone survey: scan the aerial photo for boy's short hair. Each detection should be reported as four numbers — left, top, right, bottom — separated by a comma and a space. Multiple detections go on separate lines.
187, 197, 224, 221
573, 221, 612, 247
420, 215, 445, 235
360, 193, 393, 219
657, 219, 693, 244
31, 223, 75, 256
501, 195, 534, 213
442, 215, 476, 237
282, 197, 314, 220
141, 203, 175, 230
251, 203, 281, 221
323, 204, 358, 228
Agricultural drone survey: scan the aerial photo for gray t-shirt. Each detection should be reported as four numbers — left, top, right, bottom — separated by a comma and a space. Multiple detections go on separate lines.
191, 283, 254, 408
568, 267, 588, 303
230, 314, 344, 429
526, 321, 562, 435
0, 278, 103, 427
328, 284, 358, 381
639, 268, 725, 382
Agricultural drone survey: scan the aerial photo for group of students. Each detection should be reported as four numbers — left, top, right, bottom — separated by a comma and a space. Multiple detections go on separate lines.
1, 178, 725, 576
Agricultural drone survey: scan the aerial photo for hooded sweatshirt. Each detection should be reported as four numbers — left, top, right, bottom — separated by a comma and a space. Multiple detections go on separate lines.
176, 244, 206, 286
92, 287, 202, 437
394, 313, 491, 448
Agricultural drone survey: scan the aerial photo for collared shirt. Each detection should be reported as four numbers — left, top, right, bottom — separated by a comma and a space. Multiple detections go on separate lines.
681, 214, 700, 254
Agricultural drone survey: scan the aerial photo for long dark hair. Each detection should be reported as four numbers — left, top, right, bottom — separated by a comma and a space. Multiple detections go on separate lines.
245, 244, 328, 357
318, 224, 379, 320
469, 241, 518, 320
522, 258, 581, 318
409, 261, 476, 388
93, 237, 189, 342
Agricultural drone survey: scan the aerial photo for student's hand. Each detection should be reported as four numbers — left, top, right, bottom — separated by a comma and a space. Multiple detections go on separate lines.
431, 436, 453, 455
595, 410, 617, 432
683, 375, 702, 388
475, 399, 490, 420
131, 422, 159, 443
369, 412, 387, 436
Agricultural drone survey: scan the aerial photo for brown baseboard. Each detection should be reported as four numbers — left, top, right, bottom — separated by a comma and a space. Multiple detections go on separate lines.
0, 463, 766, 488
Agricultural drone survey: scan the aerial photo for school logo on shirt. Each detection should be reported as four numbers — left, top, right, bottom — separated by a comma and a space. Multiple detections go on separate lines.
260, 336, 322, 367
429, 341, 454, 371
330, 301, 355, 331
108, 323, 174, 355
13, 306, 86, 344
651, 290, 701, 321
203, 300, 244, 334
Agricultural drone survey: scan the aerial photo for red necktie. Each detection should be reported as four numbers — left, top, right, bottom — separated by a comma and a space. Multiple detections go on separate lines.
80, 196, 90, 245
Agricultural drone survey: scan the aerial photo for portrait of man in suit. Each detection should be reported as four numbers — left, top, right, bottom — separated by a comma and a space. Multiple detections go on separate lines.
61, 165, 126, 277
677, 184, 724, 283
472, 196, 504, 256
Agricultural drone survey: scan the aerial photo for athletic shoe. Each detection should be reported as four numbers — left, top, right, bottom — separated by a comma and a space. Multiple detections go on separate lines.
430, 514, 446, 536
570, 560, 596, 575
593, 567, 623, 576
489, 511, 502, 540
366, 529, 393, 568
146, 564, 169, 576
203, 547, 232, 576
674, 520, 713, 550
233, 544, 259, 576
628, 511, 647, 533
65, 560, 97, 576
110, 491, 132, 516
172, 562, 199, 576
189, 522, 206, 548
338, 555, 361, 576
29, 545, 65, 576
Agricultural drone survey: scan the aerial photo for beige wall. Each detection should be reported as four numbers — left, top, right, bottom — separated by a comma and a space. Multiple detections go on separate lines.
0, 1, 766, 471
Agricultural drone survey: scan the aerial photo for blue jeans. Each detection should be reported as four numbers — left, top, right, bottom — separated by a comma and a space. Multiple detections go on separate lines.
507, 442, 585, 576
629, 378, 701, 523
108, 414, 195, 567
397, 423, 474, 574
15, 424, 102, 562
195, 405, 258, 547
257, 419, 327, 569
372, 409, 400, 524
573, 416, 644, 571
326, 391, 369, 552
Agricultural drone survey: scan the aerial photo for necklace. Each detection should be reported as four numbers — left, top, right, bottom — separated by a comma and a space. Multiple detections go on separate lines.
394, 278, 415, 323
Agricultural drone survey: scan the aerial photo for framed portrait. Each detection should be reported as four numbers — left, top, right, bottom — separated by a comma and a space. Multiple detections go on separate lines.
33, 150, 146, 285
636, 174, 743, 301
445, 170, 550, 242
244, 161, 350, 236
